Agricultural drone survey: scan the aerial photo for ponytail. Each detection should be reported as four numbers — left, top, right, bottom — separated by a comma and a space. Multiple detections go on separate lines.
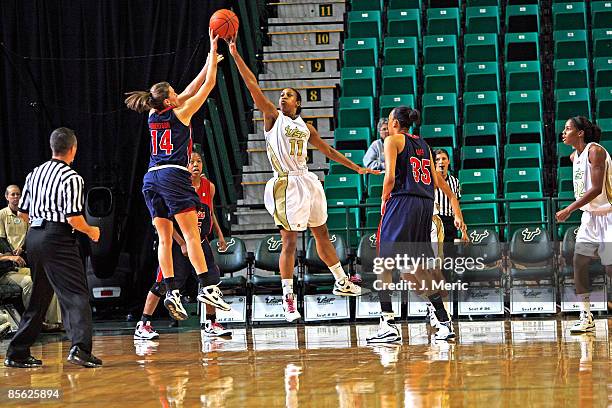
570, 116, 603, 144
124, 81, 171, 113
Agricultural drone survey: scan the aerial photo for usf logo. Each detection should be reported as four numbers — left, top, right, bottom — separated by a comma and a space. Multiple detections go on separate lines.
329, 234, 337, 243
368, 233, 377, 247
469, 230, 490, 244
267, 236, 283, 252
521, 227, 541, 242
217, 238, 236, 253
573, 227, 579, 236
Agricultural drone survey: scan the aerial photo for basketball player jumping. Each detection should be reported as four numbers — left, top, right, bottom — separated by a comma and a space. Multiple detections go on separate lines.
125, 29, 230, 321
556, 116, 611, 333
227, 34, 379, 322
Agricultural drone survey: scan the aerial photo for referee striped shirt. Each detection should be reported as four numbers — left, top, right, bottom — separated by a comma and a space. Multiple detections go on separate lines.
435, 173, 461, 217
18, 159, 85, 223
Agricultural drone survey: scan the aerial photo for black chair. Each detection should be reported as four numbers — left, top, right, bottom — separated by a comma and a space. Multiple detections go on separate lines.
251, 235, 298, 293
210, 237, 249, 294
356, 232, 378, 286
509, 227, 554, 282
559, 227, 605, 283
303, 234, 349, 293
458, 228, 504, 283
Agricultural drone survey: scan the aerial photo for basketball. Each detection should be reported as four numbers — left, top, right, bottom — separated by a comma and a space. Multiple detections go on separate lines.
209, 9, 239, 40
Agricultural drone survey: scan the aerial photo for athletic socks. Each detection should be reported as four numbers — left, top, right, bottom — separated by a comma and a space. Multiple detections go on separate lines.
197, 270, 220, 287
578, 293, 591, 315
282, 279, 294, 296
140, 313, 152, 324
428, 293, 450, 322
380, 290, 394, 314
329, 262, 348, 281
205, 313, 216, 324
164, 277, 176, 291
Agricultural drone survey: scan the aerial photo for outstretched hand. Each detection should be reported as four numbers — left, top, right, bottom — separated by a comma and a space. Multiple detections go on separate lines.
208, 28, 219, 54
357, 166, 381, 175
225, 33, 238, 56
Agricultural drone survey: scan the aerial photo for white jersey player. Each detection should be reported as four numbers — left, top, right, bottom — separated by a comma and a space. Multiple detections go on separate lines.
227, 35, 379, 322
556, 116, 611, 333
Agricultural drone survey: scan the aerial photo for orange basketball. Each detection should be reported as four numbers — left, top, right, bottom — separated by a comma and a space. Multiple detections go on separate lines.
209, 9, 239, 40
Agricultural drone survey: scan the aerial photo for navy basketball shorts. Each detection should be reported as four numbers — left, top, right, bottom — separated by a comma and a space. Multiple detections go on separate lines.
377, 194, 435, 260
142, 167, 201, 219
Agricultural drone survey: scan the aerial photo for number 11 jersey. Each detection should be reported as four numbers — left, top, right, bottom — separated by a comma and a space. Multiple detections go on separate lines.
264, 111, 309, 176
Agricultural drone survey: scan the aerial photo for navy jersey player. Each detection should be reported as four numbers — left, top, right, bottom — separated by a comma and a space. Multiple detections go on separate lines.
125, 29, 229, 320
367, 106, 465, 344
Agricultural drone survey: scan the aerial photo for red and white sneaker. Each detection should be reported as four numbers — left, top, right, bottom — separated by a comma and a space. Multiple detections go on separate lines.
283, 294, 301, 322
134, 321, 160, 340
202, 321, 232, 337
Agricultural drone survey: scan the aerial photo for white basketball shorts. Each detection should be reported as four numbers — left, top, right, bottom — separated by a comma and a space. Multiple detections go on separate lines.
575, 210, 612, 265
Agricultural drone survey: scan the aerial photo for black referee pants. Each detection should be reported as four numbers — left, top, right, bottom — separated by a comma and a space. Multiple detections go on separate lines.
7, 223, 92, 360
439, 215, 458, 242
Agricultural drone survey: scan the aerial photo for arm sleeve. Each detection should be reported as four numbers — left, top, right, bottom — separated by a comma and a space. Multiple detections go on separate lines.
18, 173, 31, 213
63, 175, 85, 217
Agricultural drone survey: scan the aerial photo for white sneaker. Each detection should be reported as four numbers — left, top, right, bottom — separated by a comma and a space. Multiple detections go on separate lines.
164, 290, 188, 320
333, 277, 362, 296
426, 302, 441, 328
198, 284, 231, 311
134, 321, 160, 340
434, 321, 456, 341
283, 294, 301, 322
202, 321, 232, 337
570, 312, 595, 333
0, 321, 11, 338
366, 317, 402, 343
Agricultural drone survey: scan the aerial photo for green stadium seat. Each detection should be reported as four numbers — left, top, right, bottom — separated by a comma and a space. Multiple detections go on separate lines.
421, 124, 458, 148
503, 143, 543, 168
463, 91, 500, 124
329, 150, 366, 174
367, 173, 385, 198
507, 90, 542, 122
423, 35, 458, 64
466, 0, 499, 5
592, 1, 612, 30
601, 140, 612, 154
555, 88, 591, 132
505, 32, 539, 62
505, 192, 546, 238
351, 0, 384, 11
466, 6, 500, 34
422, 93, 459, 125
459, 168, 498, 195
387, 9, 421, 40
462, 193, 496, 202
553, 30, 588, 60
423, 64, 459, 94
462, 201, 500, 230
326, 199, 361, 246
389, 0, 422, 10
464, 33, 498, 63
556, 141, 574, 167
427, 8, 460, 36
347, 11, 382, 45
554, 58, 589, 89
338, 96, 374, 129
380, 94, 415, 119
461, 145, 499, 172
465, 62, 500, 92
381, 65, 417, 96
341, 66, 376, 97
383, 36, 418, 66
552, 0, 587, 3
503, 168, 542, 193
506, 121, 544, 144
343, 38, 379, 67
463, 122, 501, 146
598, 118, 612, 141
506, 61, 541, 91
595, 87, 612, 119
334, 127, 372, 150
593, 29, 612, 58
552, 2, 586, 31
506, 5, 540, 33
429, 0, 461, 7
557, 166, 573, 193
324, 174, 363, 200
594, 57, 612, 88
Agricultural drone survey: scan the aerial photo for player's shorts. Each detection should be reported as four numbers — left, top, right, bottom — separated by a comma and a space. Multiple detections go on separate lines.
377, 194, 435, 259
264, 170, 327, 232
142, 166, 200, 219
575, 210, 612, 265
431, 214, 445, 259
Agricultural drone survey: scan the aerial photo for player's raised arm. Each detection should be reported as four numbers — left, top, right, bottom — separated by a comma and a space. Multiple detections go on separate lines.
307, 124, 379, 176
178, 54, 224, 105
226, 34, 278, 129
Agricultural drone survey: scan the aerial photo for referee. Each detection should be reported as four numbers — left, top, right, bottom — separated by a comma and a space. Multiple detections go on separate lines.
4, 128, 102, 368
433, 149, 461, 242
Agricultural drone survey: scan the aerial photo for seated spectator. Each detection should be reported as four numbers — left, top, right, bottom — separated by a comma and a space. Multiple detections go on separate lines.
363, 119, 389, 170
0, 185, 62, 331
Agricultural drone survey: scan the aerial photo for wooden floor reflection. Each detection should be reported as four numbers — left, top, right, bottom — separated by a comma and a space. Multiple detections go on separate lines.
0, 319, 610, 407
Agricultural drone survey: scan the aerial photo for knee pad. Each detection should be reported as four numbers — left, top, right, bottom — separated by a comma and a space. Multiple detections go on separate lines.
150, 281, 167, 297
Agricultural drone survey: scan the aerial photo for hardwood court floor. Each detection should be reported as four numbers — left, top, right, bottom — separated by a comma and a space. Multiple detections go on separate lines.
0, 319, 610, 407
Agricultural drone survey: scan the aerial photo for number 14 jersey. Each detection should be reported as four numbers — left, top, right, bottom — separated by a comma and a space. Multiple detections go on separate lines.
392, 133, 435, 200
264, 111, 309, 176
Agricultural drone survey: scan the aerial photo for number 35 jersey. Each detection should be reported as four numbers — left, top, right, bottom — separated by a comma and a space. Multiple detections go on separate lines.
148, 107, 193, 169
392, 133, 435, 200
264, 111, 309, 176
